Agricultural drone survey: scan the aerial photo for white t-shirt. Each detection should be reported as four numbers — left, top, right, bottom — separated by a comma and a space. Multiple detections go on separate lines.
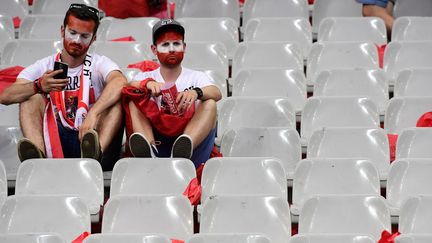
133, 66, 216, 107
18, 53, 119, 116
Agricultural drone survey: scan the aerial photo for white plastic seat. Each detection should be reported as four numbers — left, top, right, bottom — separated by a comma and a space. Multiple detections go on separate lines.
396, 127, 432, 159
385, 97, 432, 134
93, 41, 154, 68
200, 195, 291, 243
0, 234, 65, 243
311, 0, 363, 34
182, 42, 229, 79
178, 18, 239, 60
220, 127, 301, 179
318, 17, 387, 45
0, 126, 22, 180
0, 160, 6, 209
232, 42, 303, 78
298, 195, 391, 241
392, 17, 432, 42
394, 69, 432, 97
0, 16, 15, 57
244, 18, 312, 59
15, 158, 103, 215
0, 0, 28, 19
97, 17, 159, 45
292, 158, 380, 215
102, 195, 193, 240
399, 196, 432, 234
19, 15, 64, 40
313, 69, 389, 113
393, 0, 432, 18
300, 97, 380, 143
201, 70, 228, 98
387, 159, 432, 216
307, 127, 390, 180
0, 195, 90, 242
0, 104, 19, 126
187, 233, 272, 243
307, 42, 379, 83
232, 68, 306, 112
201, 157, 287, 203
242, 0, 309, 27
384, 41, 432, 83
175, 0, 240, 27
217, 97, 296, 138
289, 234, 376, 243
32, 0, 98, 15
121, 68, 141, 82
110, 158, 196, 197
396, 234, 432, 243
83, 234, 171, 243
1, 40, 63, 66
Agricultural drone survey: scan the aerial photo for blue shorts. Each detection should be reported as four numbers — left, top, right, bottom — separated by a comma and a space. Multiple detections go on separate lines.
356, 0, 389, 8
152, 128, 216, 168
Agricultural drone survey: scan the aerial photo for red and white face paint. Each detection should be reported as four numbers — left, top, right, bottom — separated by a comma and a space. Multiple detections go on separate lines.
154, 31, 185, 67
156, 40, 184, 53
65, 26, 93, 46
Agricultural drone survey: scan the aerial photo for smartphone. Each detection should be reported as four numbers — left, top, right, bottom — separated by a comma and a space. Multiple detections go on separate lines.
53, 61, 68, 79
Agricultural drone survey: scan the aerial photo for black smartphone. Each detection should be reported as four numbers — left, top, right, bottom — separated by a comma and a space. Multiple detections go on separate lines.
53, 61, 68, 79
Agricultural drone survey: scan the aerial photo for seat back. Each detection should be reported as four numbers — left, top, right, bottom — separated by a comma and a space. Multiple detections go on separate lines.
93, 41, 154, 68
19, 15, 63, 40
187, 233, 271, 243
394, 0, 432, 18
0, 0, 28, 19
399, 196, 432, 234
394, 68, 432, 97
175, 0, 240, 26
1, 40, 62, 66
396, 234, 432, 243
289, 234, 376, 243
392, 17, 432, 41
0, 233, 65, 243
396, 127, 432, 159
32, 0, 98, 15
83, 234, 171, 243
0, 16, 15, 57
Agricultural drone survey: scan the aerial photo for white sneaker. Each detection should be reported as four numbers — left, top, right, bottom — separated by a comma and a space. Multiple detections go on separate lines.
171, 134, 193, 159
129, 132, 157, 158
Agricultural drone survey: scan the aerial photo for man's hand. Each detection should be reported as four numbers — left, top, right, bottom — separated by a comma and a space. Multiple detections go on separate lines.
146, 80, 164, 97
176, 89, 198, 114
39, 69, 68, 93
78, 111, 99, 140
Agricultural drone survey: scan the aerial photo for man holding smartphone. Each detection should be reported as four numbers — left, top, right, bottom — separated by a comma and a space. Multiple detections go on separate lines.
6, 4, 127, 170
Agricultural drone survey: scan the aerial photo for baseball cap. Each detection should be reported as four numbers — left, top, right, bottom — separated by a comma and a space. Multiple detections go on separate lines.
152, 19, 185, 44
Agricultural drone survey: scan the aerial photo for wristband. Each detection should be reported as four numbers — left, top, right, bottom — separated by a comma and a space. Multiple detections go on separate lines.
193, 87, 203, 100
34, 79, 44, 94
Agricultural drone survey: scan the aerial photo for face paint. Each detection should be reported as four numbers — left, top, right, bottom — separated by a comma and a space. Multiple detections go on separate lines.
156, 40, 184, 53
65, 26, 93, 46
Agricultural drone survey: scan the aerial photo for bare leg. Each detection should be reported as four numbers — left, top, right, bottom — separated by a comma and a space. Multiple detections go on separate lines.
19, 94, 46, 153
184, 99, 217, 149
97, 101, 123, 152
128, 101, 155, 142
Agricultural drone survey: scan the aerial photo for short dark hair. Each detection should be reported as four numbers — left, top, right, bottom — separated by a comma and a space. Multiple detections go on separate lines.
63, 4, 100, 35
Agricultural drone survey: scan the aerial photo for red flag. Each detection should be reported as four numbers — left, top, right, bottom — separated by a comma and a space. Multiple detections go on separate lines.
378, 230, 400, 243
71, 232, 90, 243
376, 44, 387, 69
183, 177, 201, 206
127, 60, 160, 72
387, 134, 398, 162
110, 36, 136, 42
416, 112, 432, 127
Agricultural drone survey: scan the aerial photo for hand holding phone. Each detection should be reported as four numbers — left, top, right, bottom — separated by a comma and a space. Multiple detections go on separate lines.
53, 61, 68, 79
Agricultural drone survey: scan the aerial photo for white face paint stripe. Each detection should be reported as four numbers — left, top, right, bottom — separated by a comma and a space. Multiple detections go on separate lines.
156, 40, 184, 53
65, 26, 93, 46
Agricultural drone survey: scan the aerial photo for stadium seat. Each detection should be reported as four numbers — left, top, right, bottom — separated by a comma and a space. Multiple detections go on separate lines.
201, 157, 287, 203
217, 97, 296, 139
232, 68, 306, 112
0, 195, 90, 242
1, 40, 63, 66
110, 158, 196, 197
292, 158, 380, 215
307, 42, 379, 83
393, 0, 432, 18
232, 42, 303, 78
0, 0, 28, 20
0, 126, 22, 180
220, 127, 301, 180
396, 234, 432, 243
392, 17, 432, 41
0, 160, 6, 209
298, 195, 391, 241
300, 97, 380, 143
178, 18, 239, 60
102, 195, 193, 240
313, 69, 389, 113
242, 0, 309, 27
201, 70, 228, 98
97, 17, 159, 45
394, 69, 432, 97
19, 15, 63, 40
0, 104, 19, 126
92, 41, 154, 68
384, 41, 432, 83
387, 159, 432, 216
200, 195, 291, 243
243, 18, 312, 61
0, 233, 65, 243
182, 42, 229, 79
0, 16, 15, 58
15, 158, 103, 215
307, 127, 390, 180
83, 234, 171, 243
399, 196, 432, 234
289, 234, 376, 243
32, 0, 98, 15
385, 97, 432, 134
311, 0, 362, 34
120, 67, 141, 82
187, 233, 271, 243
396, 127, 432, 159
318, 17, 387, 45
174, 0, 240, 27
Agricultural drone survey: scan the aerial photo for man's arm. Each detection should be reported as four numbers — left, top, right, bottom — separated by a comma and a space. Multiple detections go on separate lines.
201, 85, 222, 102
